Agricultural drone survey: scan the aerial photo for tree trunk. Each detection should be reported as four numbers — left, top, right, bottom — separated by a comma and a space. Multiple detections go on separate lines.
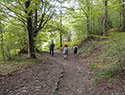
119, 0, 122, 29
122, 0, 125, 32
60, 2, 62, 47
34, 3, 38, 29
25, 0, 36, 58
86, 0, 90, 35
90, 0, 93, 34
60, 32, 62, 47
104, 0, 108, 35
6, 46, 12, 60
0, 20, 6, 61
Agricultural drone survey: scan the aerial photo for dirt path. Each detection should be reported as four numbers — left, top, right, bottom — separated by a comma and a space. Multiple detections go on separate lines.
52, 51, 95, 95
0, 51, 124, 95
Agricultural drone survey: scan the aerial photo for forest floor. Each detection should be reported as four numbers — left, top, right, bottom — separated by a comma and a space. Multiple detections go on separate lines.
0, 50, 125, 95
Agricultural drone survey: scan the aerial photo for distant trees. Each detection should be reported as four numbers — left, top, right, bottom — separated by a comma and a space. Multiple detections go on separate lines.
77, 0, 91, 36
67, 0, 125, 39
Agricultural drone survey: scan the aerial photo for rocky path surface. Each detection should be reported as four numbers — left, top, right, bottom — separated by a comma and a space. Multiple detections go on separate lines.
0, 51, 124, 95
52, 52, 95, 95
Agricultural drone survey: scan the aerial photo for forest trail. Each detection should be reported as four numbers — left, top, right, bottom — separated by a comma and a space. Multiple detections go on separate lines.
0, 51, 124, 95
52, 51, 95, 95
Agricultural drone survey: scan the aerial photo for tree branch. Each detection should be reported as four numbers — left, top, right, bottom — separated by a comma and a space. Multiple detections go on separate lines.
37, 1, 56, 31
0, 10, 26, 25
0, 2, 25, 18
78, 1, 88, 17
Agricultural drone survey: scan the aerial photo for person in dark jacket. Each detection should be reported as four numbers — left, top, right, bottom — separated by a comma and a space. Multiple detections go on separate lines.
73, 44, 78, 55
49, 41, 55, 56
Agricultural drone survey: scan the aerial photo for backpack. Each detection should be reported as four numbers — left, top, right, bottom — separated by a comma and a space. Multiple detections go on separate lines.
65, 48, 68, 53
63, 47, 68, 54
50, 43, 54, 49
74, 46, 78, 51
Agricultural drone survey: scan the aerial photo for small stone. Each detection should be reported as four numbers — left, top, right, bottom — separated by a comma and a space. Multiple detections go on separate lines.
112, 92, 120, 95
82, 73, 85, 76
60, 74, 64, 77
16, 92, 20, 95
22, 89, 28, 93
20, 84, 24, 87
35, 86, 41, 89
35, 89, 40, 91
35, 80, 39, 83
15, 86, 19, 89
22, 87, 27, 90
6, 89, 9, 92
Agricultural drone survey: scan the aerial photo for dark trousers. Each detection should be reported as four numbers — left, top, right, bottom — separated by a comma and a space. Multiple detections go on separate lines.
74, 50, 77, 54
50, 49, 54, 56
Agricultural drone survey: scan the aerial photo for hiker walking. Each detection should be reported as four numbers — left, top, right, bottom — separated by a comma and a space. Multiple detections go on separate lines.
49, 41, 55, 56
63, 45, 68, 59
73, 44, 78, 55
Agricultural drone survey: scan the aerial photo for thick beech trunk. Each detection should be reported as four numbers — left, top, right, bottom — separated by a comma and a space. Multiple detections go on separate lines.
25, 0, 36, 58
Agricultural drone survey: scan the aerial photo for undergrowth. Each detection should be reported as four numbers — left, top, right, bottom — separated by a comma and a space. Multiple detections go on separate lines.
0, 54, 37, 74
80, 32, 125, 84
77, 41, 96, 57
